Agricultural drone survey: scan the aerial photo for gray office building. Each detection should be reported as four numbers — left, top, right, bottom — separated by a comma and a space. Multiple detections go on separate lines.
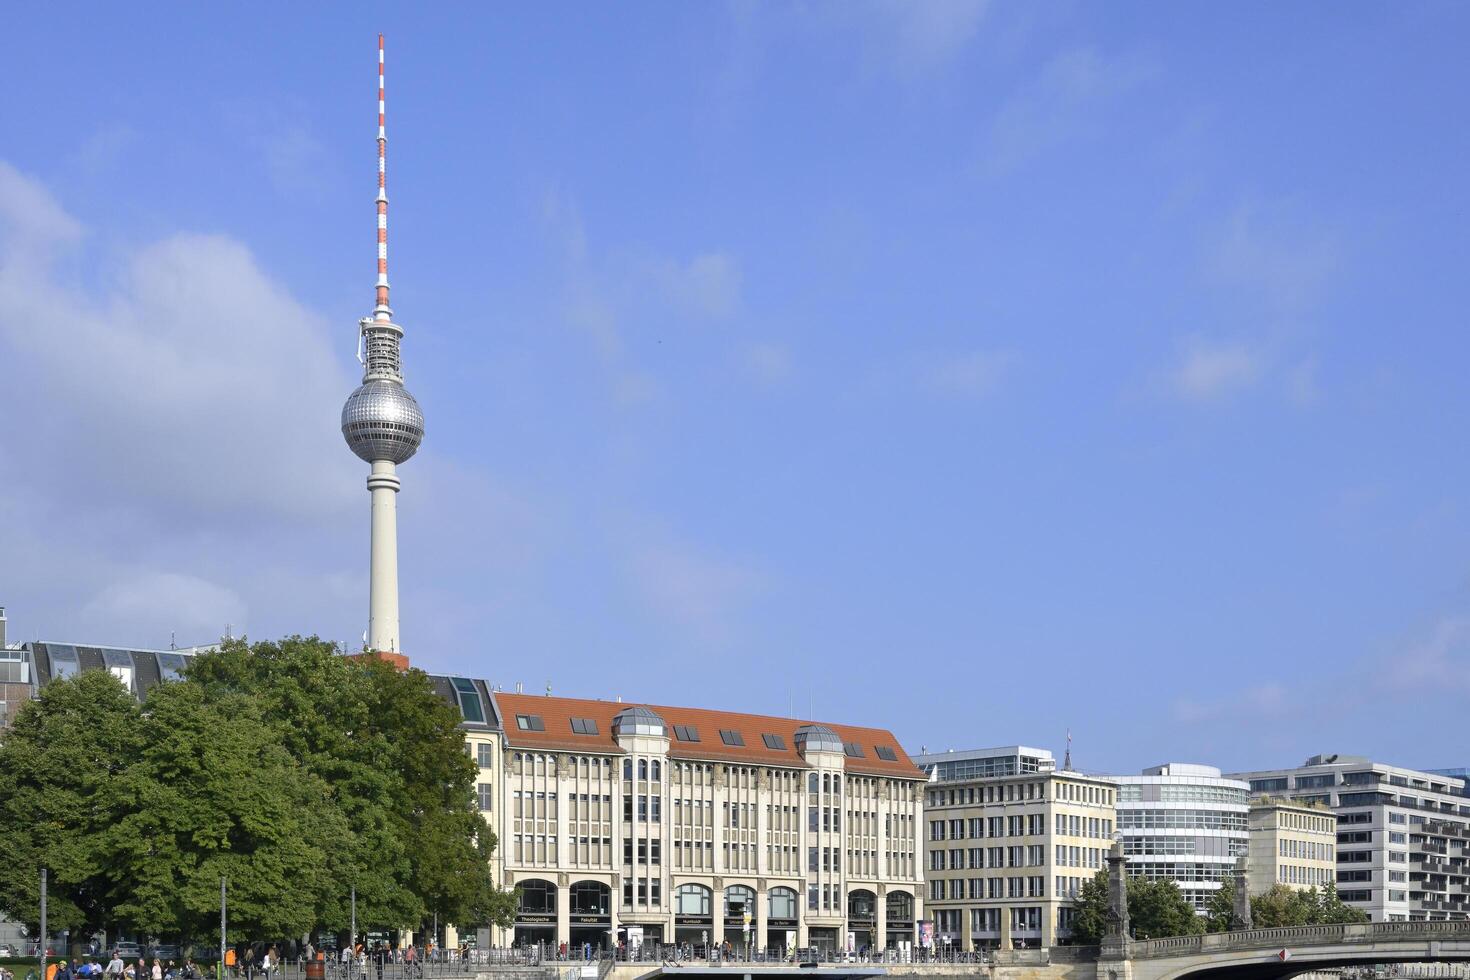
1229, 755, 1470, 922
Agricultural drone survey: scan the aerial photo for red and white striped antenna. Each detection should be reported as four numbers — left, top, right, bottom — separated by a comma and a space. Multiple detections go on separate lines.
374, 32, 390, 320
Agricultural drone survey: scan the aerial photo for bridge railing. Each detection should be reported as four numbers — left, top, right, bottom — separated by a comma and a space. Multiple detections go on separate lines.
1130, 920, 1470, 960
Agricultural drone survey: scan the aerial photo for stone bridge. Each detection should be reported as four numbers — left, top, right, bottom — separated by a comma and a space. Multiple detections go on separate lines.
597, 923, 1470, 980
1112, 920, 1470, 980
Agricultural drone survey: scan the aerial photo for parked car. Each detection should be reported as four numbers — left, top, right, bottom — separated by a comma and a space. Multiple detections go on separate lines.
115, 943, 143, 960
149, 946, 181, 962
0, 944, 17, 957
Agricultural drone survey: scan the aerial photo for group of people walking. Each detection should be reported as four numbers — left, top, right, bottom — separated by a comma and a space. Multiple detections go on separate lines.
44, 955, 202, 980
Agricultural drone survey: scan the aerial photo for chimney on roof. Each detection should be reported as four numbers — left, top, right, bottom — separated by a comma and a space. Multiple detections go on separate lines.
0, 606, 7, 648
516, 681, 523, 694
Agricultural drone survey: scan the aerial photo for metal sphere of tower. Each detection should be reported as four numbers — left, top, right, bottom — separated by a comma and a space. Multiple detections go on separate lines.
341, 34, 422, 654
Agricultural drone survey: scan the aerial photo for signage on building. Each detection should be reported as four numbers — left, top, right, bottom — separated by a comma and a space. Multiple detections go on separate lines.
517, 916, 553, 924
675, 915, 711, 925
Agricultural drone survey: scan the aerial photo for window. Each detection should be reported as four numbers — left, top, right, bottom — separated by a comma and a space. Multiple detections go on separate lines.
477, 783, 493, 810
570, 717, 599, 735
47, 645, 80, 680
673, 724, 701, 742
875, 746, 898, 762
451, 678, 486, 723
769, 887, 797, 919
516, 713, 545, 732
1250, 777, 1289, 793
476, 742, 494, 767
720, 729, 745, 747
762, 733, 787, 750
156, 652, 189, 682
843, 742, 866, 758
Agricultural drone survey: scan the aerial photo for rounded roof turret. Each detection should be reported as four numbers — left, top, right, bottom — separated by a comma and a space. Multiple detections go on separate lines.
795, 724, 843, 755
613, 705, 667, 737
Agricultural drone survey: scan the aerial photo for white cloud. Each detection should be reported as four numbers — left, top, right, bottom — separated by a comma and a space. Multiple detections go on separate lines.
1172, 682, 1287, 725
1387, 616, 1470, 695
652, 253, 741, 319
982, 47, 1156, 175
1210, 204, 1339, 318
1166, 339, 1263, 401
542, 192, 742, 404
82, 572, 248, 644
0, 161, 358, 522
862, 0, 991, 74
626, 531, 766, 646
920, 349, 1014, 398
744, 342, 794, 384
0, 162, 82, 246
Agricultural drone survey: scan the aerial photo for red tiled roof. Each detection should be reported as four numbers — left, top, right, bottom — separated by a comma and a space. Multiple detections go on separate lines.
492, 692, 924, 779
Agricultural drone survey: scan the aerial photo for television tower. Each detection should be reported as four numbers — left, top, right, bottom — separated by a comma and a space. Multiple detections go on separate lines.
341, 35, 424, 653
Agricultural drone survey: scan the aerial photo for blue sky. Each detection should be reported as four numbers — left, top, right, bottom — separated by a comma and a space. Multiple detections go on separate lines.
3, 3, 1468, 774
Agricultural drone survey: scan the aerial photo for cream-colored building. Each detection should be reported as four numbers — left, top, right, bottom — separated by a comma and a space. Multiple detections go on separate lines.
455, 692, 926, 955
1248, 798, 1336, 894
912, 746, 1117, 950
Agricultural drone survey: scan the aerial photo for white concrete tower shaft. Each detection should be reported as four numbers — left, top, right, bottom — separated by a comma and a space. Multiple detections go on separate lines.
340, 34, 424, 654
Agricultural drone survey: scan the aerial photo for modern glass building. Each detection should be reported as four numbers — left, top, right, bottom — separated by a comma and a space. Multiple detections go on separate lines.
1111, 763, 1250, 914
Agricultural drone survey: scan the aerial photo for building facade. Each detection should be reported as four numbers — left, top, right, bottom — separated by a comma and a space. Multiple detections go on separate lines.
1247, 798, 1337, 895
1230, 755, 1470, 921
912, 747, 1117, 950
1112, 763, 1249, 914
487, 693, 926, 955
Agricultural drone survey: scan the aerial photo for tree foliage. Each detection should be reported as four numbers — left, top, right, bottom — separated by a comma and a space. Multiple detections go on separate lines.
1250, 883, 1368, 928
1204, 882, 1237, 933
0, 636, 515, 944
1067, 870, 1203, 944
0, 670, 143, 943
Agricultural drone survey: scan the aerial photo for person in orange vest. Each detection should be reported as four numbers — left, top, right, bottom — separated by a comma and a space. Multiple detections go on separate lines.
223, 949, 236, 979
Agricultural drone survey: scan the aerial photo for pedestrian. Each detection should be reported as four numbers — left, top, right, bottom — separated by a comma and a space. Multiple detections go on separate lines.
150, 959, 162, 980
54, 961, 71, 980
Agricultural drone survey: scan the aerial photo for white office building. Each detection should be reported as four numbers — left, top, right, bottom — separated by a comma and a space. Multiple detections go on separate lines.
1112, 763, 1249, 914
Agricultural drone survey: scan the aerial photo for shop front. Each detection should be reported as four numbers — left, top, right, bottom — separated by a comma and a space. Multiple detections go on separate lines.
808, 927, 839, 956
847, 890, 876, 953
723, 885, 755, 952
673, 884, 713, 950
514, 879, 557, 948
766, 886, 799, 954
568, 881, 612, 951
884, 890, 915, 949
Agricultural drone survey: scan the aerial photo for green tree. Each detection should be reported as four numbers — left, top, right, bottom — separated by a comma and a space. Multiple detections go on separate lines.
1128, 877, 1203, 940
107, 682, 350, 944
0, 671, 143, 954
1068, 870, 1111, 945
1064, 871, 1203, 944
1204, 882, 1236, 933
185, 637, 515, 933
1250, 884, 1314, 927
1317, 883, 1369, 924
